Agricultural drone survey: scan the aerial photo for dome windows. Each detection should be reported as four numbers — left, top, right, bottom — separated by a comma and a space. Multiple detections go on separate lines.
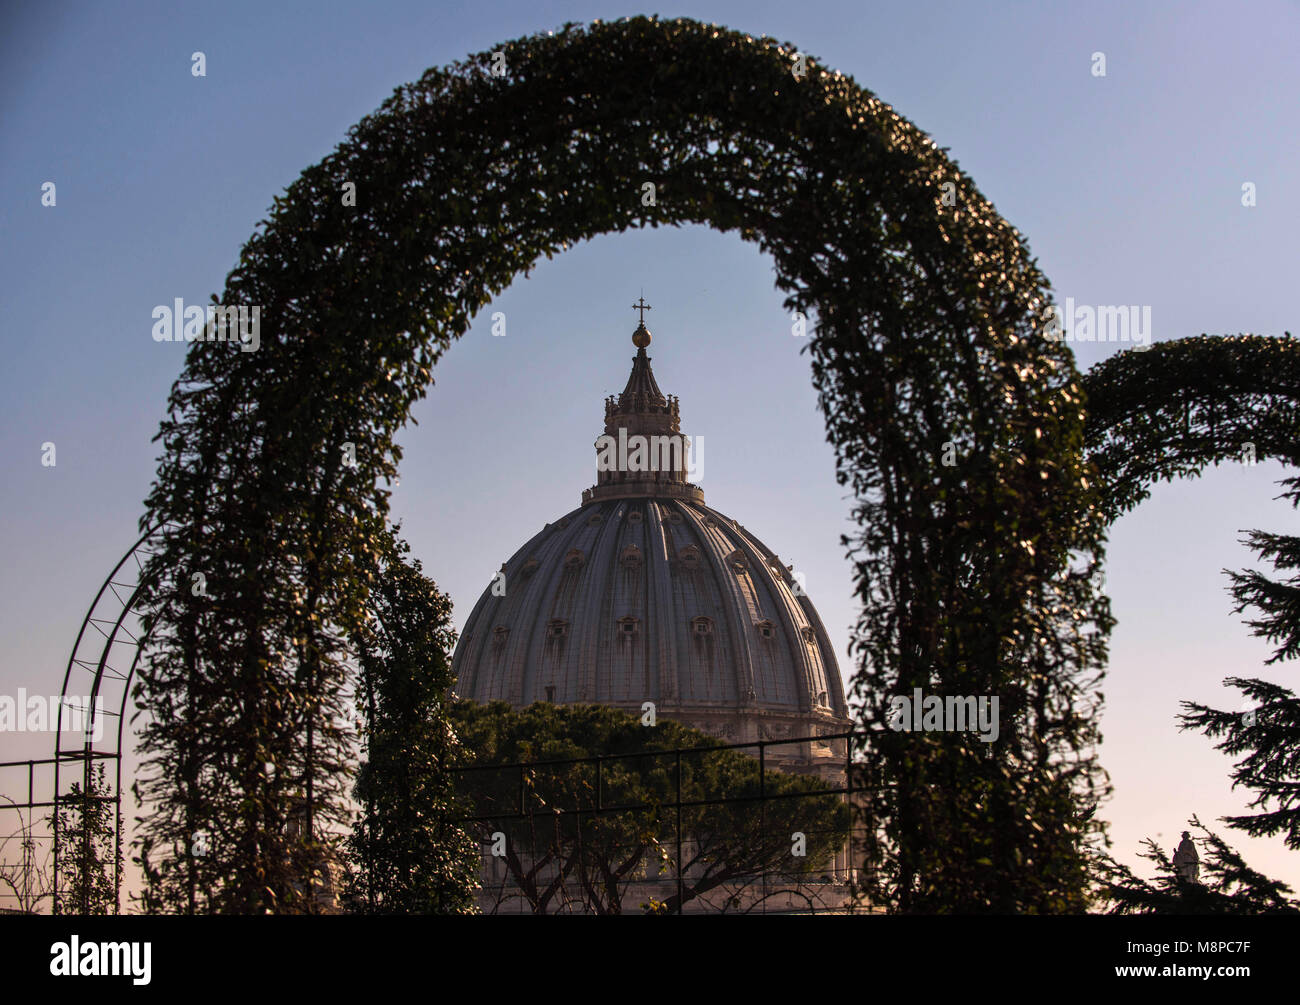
620, 544, 642, 570
547, 619, 570, 639
492, 625, 510, 646
587, 513, 603, 526
520, 558, 540, 578
679, 545, 702, 570
755, 620, 775, 640
617, 615, 640, 638
728, 550, 749, 574
691, 616, 714, 637
800, 626, 817, 644
626, 509, 643, 524
563, 548, 585, 570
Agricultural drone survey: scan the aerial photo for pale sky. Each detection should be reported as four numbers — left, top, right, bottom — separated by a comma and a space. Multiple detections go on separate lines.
2, 0, 1298, 902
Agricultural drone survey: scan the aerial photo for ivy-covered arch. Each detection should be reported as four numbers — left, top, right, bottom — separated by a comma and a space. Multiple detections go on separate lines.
139, 16, 1109, 913
1084, 334, 1300, 520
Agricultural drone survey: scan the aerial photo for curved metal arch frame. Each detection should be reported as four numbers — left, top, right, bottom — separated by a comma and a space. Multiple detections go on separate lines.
52, 524, 162, 915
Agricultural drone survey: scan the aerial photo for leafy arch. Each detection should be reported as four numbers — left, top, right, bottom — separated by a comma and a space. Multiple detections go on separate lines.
139, 16, 1108, 913
1084, 334, 1300, 521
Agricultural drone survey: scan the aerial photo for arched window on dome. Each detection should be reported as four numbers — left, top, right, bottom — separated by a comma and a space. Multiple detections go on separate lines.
691, 616, 714, 637
626, 508, 643, 524
727, 550, 749, 574
563, 548, 584, 570
755, 619, 775, 640
800, 626, 817, 644
679, 545, 702, 570
492, 625, 509, 647
617, 615, 640, 639
520, 557, 540, 578
546, 619, 569, 640
620, 544, 642, 570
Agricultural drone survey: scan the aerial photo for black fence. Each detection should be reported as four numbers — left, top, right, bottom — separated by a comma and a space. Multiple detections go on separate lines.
0, 757, 58, 915
2, 731, 879, 915
450, 729, 875, 914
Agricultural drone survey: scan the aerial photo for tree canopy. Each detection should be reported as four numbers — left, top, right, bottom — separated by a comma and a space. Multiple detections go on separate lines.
452, 701, 850, 914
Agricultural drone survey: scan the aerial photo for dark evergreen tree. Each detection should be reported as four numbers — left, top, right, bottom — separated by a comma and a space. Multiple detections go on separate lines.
1180, 677, 1300, 851
346, 531, 479, 914
1099, 477, 1300, 914
1098, 817, 1298, 915
1175, 476, 1300, 851
1224, 475, 1300, 665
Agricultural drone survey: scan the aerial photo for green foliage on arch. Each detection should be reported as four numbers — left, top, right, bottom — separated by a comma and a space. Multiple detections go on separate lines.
136, 16, 1112, 913
1083, 334, 1300, 521
347, 531, 479, 914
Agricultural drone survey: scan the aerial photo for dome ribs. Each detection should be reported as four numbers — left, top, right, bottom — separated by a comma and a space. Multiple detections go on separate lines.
448, 324, 850, 778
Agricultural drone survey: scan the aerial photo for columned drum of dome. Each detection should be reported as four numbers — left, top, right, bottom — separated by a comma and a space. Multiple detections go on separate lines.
452, 309, 851, 781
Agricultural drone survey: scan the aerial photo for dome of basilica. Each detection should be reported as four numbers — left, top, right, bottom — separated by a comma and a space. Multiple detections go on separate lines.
451, 306, 851, 776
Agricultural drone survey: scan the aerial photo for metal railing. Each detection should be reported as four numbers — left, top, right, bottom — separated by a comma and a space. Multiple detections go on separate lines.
449, 728, 875, 914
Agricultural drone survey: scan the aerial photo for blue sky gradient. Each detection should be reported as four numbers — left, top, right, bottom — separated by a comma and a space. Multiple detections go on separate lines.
2, 0, 1298, 895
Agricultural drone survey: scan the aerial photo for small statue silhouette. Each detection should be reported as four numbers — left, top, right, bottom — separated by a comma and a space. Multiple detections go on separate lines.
1172, 830, 1200, 884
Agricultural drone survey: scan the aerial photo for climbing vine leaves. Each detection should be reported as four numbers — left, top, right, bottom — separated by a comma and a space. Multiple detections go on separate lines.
132, 16, 1293, 913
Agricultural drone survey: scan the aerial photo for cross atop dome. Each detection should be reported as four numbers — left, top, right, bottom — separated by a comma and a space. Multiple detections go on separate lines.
631, 296, 653, 348
583, 302, 700, 505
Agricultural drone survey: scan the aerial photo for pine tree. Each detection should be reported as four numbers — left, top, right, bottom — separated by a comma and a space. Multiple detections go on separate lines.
1223, 476, 1300, 665
1178, 476, 1300, 851
1179, 678, 1300, 851
1099, 817, 1297, 914
1102, 474, 1300, 914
